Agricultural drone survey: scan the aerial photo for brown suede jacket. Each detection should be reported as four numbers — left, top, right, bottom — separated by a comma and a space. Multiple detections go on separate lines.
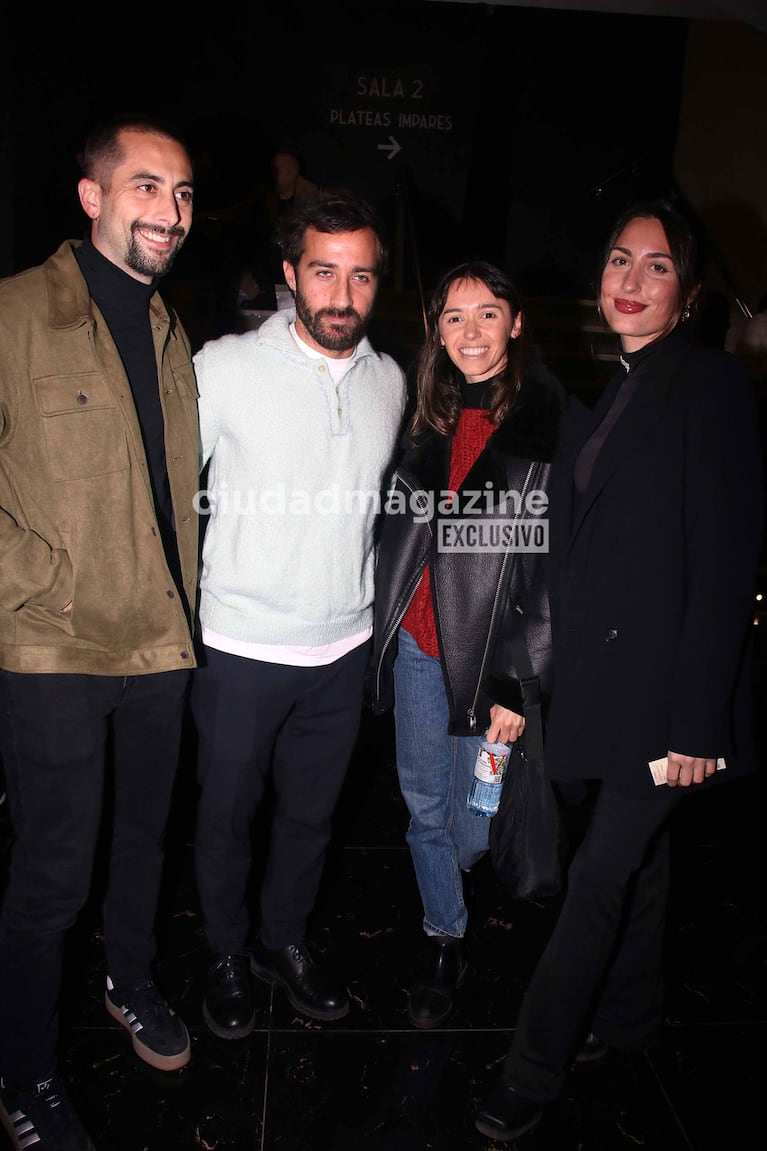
0, 241, 200, 674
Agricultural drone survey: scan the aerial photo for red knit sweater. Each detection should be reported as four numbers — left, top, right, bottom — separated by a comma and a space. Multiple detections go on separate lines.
402, 408, 494, 657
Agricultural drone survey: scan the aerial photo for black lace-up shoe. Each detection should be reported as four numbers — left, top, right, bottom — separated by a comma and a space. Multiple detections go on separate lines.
203, 953, 256, 1039
0, 1074, 95, 1151
575, 1031, 609, 1062
250, 940, 349, 1021
407, 935, 467, 1029
105, 976, 191, 1071
474, 1082, 544, 1142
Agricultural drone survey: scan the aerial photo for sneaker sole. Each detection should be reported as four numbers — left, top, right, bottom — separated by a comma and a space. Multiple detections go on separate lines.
249, 960, 350, 1021
105, 994, 191, 1071
474, 1107, 542, 1142
406, 999, 453, 1029
574, 1043, 609, 1063
202, 998, 256, 1040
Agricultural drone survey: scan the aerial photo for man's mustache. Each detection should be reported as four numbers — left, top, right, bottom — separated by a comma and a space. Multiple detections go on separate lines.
132, 221, 186, 240
320, 307, 360, 321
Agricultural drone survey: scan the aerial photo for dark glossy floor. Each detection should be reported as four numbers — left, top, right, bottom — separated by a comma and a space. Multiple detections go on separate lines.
0, 630, 765, 1151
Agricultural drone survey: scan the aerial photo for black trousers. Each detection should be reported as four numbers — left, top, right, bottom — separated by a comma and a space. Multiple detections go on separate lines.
0, 667, 190, 1087
191, 640, 370, 954
503, 780, 682, 1102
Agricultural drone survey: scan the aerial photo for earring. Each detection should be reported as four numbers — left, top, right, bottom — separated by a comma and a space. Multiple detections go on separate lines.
681, 306, 691, 322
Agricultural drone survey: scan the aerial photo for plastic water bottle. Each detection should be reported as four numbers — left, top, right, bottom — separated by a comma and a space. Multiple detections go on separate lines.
467, 735, 511, 817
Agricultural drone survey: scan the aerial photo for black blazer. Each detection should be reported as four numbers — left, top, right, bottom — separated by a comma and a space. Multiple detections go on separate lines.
544, 332, 764, 796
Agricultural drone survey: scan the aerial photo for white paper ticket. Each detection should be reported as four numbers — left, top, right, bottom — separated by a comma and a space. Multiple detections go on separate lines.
648, 757, 727, 786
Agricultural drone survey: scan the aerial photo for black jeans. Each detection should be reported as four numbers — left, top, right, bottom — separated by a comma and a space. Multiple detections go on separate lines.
0, 668, 190, 1087
191, 641, 370, 954
503, 780, 682, 1102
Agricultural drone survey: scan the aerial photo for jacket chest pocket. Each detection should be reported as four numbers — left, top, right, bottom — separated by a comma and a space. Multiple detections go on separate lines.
163, 361, 199, 452
33, 374, 130, 481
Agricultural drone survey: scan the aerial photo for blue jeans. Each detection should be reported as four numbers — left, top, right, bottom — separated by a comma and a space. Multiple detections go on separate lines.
393, 628, 490, 938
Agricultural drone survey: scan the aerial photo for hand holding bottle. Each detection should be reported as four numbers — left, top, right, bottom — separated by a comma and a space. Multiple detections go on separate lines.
486, 703, 525, 745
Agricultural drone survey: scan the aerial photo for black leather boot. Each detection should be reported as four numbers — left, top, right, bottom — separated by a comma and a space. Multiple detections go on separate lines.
250, 940, 350, 1021
575, 1032, 609, 1062
203, 953, 256, 1039
407, 935, 467, 1029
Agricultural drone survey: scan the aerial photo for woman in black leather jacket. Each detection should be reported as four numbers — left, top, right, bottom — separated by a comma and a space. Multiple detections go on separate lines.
368, 260, 563, 1028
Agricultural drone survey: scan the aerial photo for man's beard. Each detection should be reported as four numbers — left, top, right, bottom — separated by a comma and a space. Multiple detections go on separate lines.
294, 286, 370, 353
125, 221, 186, 279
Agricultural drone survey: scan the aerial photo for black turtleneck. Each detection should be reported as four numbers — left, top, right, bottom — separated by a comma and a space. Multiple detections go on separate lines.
573, 335, 664, 494
459, 375, 495, 410
74, 238, 183, 598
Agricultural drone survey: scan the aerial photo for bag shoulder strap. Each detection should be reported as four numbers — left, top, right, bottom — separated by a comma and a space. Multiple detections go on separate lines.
508, 612, 544, 763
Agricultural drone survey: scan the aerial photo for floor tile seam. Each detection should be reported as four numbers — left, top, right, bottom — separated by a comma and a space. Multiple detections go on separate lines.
257, 1026, 271, 1151
75, 1020, 766, 1037
340, 844, 411, 851
78, 1027, 510, 1038
645, 1055, 701, 1151
663, 1018, 767, 1030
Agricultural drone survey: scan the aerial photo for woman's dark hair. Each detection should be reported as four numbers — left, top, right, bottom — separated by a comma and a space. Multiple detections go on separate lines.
276, 187, 388, 276
409, 260, 527, 443
598, 197, 705, 324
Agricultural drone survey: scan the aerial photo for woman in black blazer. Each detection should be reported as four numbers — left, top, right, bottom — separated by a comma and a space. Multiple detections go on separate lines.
475, 198, 764, 1142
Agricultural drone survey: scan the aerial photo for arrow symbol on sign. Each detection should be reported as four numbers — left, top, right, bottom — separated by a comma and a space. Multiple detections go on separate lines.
377, 136, 401, 161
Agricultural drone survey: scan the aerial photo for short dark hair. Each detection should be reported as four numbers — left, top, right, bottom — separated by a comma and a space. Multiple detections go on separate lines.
276, 187, 389, 276
599, 197, 705, 321
80, 112, 191, 185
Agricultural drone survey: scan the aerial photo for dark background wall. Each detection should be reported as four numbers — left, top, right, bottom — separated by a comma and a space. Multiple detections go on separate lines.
5, 1, 689, 298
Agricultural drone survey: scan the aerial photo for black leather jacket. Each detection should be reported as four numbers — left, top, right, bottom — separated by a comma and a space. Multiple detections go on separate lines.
367, 363, 564, 738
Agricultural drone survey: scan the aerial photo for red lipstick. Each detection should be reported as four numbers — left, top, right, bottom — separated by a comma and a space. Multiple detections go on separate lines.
614, 299, 647, 314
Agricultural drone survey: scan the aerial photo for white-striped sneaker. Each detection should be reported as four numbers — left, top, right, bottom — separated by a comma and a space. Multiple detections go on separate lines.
105, 976, 190, 1071
0, 1074, 94, 1150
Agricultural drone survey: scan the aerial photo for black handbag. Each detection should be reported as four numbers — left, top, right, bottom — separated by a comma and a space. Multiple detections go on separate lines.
488, 628, 563, 902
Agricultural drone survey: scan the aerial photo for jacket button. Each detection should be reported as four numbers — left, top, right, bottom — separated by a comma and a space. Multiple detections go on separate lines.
180, 650, 190, 660
604, 628, 619, 642
166, 589, 175, 599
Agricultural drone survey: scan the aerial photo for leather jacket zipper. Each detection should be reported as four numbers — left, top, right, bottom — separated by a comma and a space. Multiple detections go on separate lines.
466, 461, 537, 732
373, 473, 432, 701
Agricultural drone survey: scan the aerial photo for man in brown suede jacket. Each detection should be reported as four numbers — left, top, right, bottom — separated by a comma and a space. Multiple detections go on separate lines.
0, 112, 200, 1151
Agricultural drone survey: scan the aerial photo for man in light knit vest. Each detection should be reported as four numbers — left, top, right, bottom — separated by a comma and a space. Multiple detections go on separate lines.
191, 188, 407, 1036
